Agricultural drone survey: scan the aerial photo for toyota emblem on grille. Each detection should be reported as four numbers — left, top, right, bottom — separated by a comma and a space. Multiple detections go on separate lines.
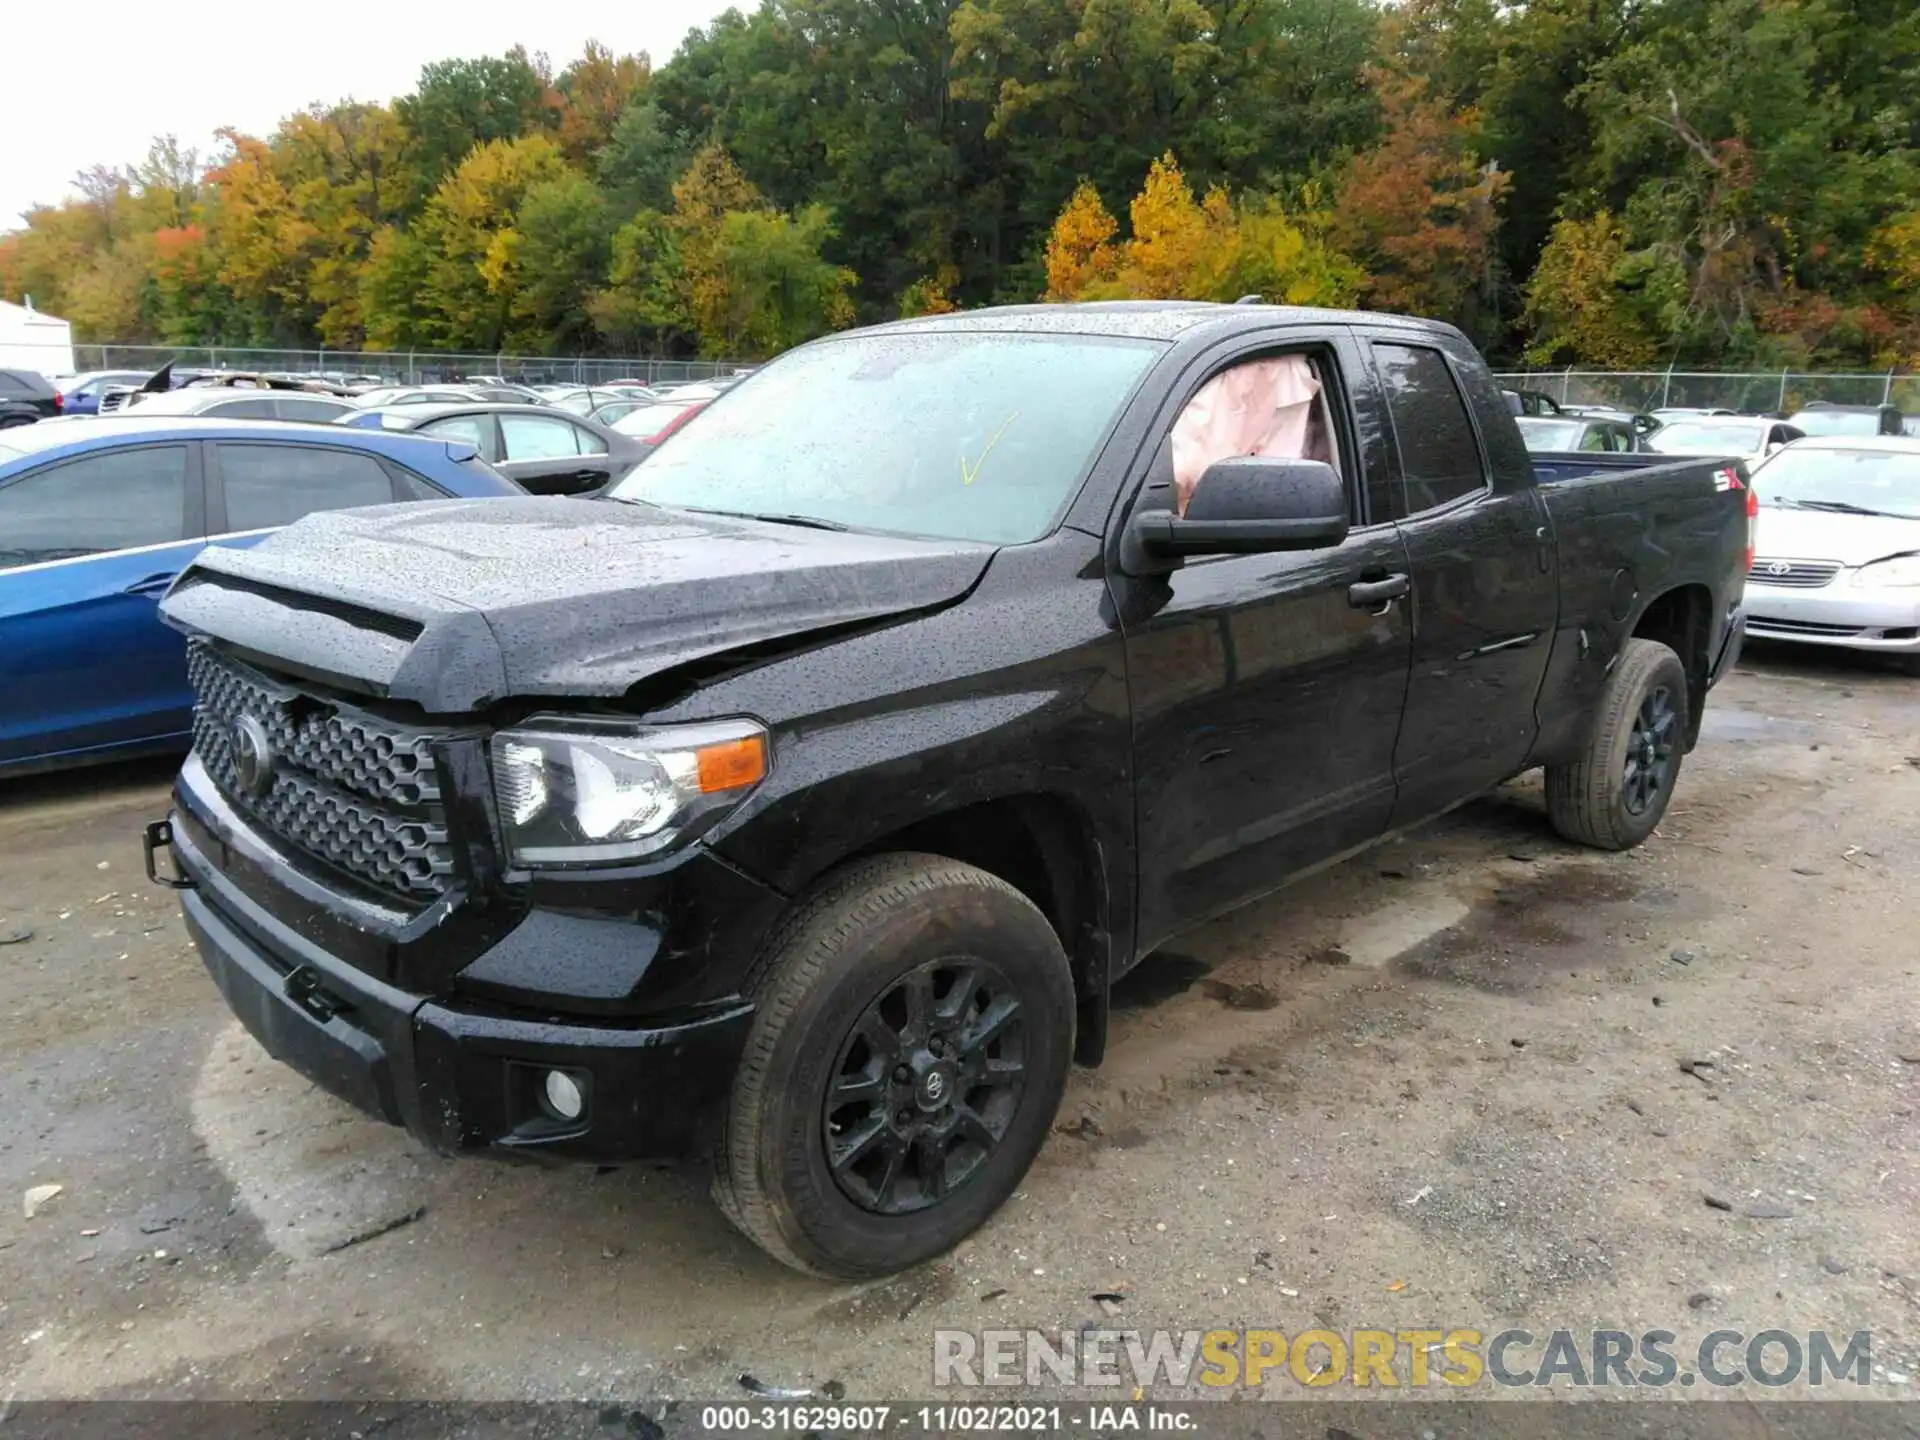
1766, 561, 1793, 576
231, 714, 276, 797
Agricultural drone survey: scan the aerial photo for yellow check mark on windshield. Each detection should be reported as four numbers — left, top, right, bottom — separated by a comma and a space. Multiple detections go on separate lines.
960, 412, 1019, 486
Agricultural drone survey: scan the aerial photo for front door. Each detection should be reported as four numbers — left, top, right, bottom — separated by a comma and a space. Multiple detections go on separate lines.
0, 442, 205, 768
1118, 336, 1414, 953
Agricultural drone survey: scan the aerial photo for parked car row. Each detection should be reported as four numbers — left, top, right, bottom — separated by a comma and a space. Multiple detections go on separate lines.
0, 363, 750, 434
0, 417, 523, 777
1502, 390, 1916, 667
0, 361, 752, 777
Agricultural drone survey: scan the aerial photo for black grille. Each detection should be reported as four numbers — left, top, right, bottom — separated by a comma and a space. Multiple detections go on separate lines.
187, 641, 455, 899
1749, 558, 1840, 588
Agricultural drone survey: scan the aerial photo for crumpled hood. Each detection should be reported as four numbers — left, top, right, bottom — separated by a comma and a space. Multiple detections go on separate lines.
1753, 507, 1920, 568
161, 497, 993, 712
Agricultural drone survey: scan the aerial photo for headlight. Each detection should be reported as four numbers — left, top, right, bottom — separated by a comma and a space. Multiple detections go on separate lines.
1850, 555, 1920, 588
489, 717, 768, 868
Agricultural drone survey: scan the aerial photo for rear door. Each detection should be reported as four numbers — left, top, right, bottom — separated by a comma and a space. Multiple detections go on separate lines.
496, 412, 617, 495
1365, 335, 1557, 827
0, 443, 207, 768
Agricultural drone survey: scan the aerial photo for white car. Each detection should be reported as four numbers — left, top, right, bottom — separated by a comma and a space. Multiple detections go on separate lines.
1744, 436, 1920, 668
1647, 415, 1804, 467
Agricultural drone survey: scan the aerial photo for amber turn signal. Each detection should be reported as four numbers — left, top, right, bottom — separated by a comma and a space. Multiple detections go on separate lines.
695, 734, 768, 793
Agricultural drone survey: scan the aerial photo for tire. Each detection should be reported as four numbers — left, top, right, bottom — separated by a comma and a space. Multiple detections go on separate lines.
713, 853, 1076, 1279
1546, 638, 1690, 850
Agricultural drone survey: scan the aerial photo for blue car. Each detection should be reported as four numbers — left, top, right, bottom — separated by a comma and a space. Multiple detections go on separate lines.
53, 370, 157, 416
0, 417, 522, 777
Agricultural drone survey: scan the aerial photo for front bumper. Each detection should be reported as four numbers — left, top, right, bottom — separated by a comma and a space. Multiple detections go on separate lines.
160, 811, 759, 1163
1745, 579, 1920, 653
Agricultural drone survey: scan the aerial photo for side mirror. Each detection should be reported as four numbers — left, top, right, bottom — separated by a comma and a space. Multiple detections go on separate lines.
1130, 457, 1349, 560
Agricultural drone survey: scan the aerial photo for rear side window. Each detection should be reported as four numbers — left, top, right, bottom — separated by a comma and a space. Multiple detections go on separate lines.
216, 443, 396, 530
206, 397, 280, 419
276, 396, 352, 423
1374, 342, 1487, 513
500, 413, 586, 459
0, 445, 190, 569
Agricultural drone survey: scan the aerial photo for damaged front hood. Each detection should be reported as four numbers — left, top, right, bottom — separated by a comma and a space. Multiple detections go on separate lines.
162, 497, 994, 711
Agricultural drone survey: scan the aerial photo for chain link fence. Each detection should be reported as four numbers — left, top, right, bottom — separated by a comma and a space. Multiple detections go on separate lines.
8, 341, 747, 387
1493, 368, 1917, 417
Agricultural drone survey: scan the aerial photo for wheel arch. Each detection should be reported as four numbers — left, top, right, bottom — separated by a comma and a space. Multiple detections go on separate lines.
1630, 582, 1714, 749
836, 793, 1115, 1065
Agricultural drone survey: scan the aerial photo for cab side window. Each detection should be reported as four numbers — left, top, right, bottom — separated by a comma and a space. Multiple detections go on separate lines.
1373, 342, 1487, 513
0, 446, 190, 570
1167, 352, 1346, 516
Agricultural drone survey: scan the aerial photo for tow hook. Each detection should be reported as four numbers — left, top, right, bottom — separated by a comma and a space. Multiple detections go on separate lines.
283, 965, 343, 1021
142, 819, 194, 890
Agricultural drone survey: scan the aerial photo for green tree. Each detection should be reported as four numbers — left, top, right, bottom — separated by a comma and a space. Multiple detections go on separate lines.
398, 50, 558, 190
596, 102, 695, 216
590, 210, 690, 352
707, 206, 858, 356
506, 172, 615, 352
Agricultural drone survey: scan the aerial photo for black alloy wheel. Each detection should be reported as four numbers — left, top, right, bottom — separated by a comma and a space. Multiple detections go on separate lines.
1621, 684, 1679, 816
824, 959, 1027, 1215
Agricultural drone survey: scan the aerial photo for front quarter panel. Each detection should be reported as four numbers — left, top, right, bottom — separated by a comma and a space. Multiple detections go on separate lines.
659, 534, 1138, 974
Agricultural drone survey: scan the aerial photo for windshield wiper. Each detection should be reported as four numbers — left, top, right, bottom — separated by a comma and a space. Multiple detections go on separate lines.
689, 508, 858, 533
1791, 499, 1901, 517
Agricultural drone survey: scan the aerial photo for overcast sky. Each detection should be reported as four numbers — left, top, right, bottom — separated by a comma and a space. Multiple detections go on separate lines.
3, 1, 740, 228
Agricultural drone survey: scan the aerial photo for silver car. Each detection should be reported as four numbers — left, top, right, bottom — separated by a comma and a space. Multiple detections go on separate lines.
1647, 415, 1803, 467
1744, 436, 1920, 667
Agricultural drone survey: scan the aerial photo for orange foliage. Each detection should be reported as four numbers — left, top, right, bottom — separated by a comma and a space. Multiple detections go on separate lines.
1043, 181, 1120, 301
1331, 71, 1506, 324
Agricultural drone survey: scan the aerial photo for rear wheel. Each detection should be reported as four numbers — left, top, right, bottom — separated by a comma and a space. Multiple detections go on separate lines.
713, 853, 1075, 1278
1546, 638, 1690, 850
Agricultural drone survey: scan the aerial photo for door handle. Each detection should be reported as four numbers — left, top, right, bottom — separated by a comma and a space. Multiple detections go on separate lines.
122, 571, 180, 598
1347, 573, 1410, 610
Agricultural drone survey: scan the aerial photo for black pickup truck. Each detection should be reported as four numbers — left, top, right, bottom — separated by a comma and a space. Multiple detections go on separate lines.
147, 303, 1751, 1278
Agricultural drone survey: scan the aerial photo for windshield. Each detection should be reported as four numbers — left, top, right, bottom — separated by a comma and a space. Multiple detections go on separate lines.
1753, 447, 1920, 518
1648, 419, 1766, 453
609, 331, 1163, 543
1514, 418, 1589, 451
1789, 409, 1884, 437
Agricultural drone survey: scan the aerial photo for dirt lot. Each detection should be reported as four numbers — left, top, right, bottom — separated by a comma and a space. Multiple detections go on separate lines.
2, 644, 1917, 1408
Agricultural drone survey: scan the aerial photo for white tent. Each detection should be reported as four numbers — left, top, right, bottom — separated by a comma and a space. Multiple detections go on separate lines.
0, 298, 76, 377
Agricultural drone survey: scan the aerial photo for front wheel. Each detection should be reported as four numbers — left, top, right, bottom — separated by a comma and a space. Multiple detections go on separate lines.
1546, 637, 1690, 850
713, 853, 1076, 1278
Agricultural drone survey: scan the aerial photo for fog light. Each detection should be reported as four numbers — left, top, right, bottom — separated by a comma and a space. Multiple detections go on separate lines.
542, 1069, 586, 1122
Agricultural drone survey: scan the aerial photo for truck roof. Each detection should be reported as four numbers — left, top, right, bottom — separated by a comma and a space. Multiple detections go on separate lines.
858, 300, 1454, 344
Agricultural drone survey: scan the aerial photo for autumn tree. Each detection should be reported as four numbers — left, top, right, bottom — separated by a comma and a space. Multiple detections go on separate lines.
555, 44, 652, 167
1042, 181, 1119, 301
1521, 212, 1663, 366
1043, 155, 1360, 307
415, 135, 570, 349
1330, 71, 1507, 330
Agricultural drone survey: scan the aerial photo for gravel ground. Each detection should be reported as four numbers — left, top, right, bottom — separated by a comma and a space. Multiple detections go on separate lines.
1, 643, 1916, 1410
